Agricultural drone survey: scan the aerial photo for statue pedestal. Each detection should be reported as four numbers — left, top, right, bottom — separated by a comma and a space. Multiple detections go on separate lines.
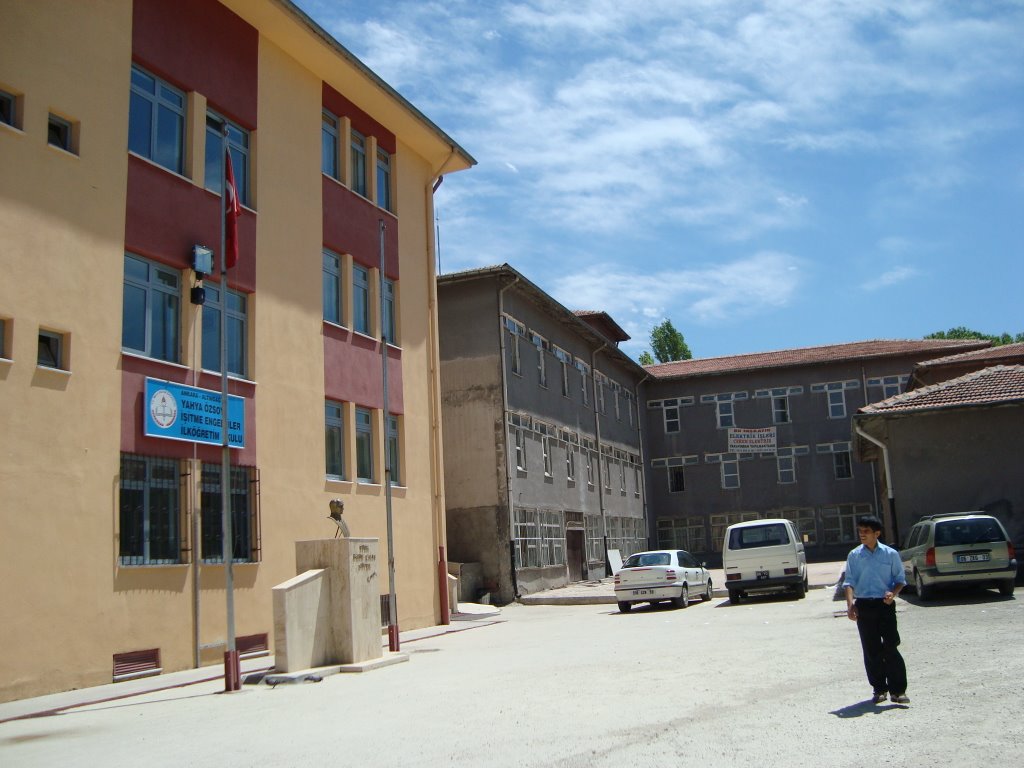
272, 537, 383, 672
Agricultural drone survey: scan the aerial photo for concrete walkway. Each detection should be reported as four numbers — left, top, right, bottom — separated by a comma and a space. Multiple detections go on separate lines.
517, 560, 846, 605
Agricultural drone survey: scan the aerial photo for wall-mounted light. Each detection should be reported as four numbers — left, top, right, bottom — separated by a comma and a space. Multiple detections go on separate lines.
192, 245, 214, 278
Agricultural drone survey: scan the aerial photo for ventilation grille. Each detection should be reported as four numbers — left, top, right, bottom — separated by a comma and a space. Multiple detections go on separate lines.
113, 648, 161, 682
237, 632, 269, 658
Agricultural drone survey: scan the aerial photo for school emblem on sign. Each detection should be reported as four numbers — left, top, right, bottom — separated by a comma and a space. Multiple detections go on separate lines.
149, 388, 178, 429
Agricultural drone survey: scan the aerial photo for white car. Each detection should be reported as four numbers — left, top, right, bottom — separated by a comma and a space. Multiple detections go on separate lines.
614, 549, 713, 613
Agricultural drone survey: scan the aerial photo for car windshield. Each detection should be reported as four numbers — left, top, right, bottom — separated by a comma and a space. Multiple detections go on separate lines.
623, 552, 671, 567
935, 518, 1005, 546
729, 523, 790, 549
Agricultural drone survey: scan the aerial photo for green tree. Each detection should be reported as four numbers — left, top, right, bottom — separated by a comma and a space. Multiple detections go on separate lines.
649, 319, 692, 363
638, 351, 655, 366
925, 327, 1024, 346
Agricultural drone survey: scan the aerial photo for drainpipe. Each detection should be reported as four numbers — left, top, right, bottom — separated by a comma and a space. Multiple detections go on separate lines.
591, 344, 609, 574
860, 365, 880, 528
497, 275, 521, 598
853, 420, 900, 544
427, 147, 457, 623
634, 374, 650, 548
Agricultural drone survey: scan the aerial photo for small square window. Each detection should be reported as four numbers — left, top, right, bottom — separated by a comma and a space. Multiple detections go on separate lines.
0, 317, 8, 359
47, 114, 73, 153
1, 90, 16, 128
37, 330, 64, 369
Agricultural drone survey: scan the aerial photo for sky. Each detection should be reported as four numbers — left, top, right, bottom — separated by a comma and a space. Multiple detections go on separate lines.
297, 0, 1024, 362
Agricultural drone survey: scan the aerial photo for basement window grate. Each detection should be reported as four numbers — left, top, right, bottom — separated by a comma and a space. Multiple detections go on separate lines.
237, 632, 269, 658
112, 648, 161, 682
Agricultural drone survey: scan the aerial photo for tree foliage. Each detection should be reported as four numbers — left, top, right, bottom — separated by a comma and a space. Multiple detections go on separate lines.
925, 327, 1024, 346
638, 351, 655, 366
649, 319, 692, 363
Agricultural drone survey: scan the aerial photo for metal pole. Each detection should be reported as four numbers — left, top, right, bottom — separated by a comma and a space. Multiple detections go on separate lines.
219, 122, 239, 691
381, 220, 399, 651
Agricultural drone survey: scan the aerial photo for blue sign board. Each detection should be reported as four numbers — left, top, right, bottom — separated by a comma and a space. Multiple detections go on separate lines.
144, 378, 245, 448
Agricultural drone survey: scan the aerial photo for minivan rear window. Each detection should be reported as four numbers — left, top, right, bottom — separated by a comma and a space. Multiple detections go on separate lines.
728, 524, 790, 550
935, 518, 1005, 546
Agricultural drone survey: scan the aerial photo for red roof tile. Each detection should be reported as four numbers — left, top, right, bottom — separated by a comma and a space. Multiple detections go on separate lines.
859, 365, 1024, 414
646, 339, 989, 379
916, 342, 1024, 368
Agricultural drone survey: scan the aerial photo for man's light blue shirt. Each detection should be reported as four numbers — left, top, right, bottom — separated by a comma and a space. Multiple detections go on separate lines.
843, 541, 906, 598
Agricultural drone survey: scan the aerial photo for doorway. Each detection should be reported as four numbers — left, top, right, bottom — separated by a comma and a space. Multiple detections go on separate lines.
566, 529, 585, 582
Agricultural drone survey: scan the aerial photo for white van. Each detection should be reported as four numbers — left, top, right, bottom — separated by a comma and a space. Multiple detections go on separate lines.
722, 518, 807, 604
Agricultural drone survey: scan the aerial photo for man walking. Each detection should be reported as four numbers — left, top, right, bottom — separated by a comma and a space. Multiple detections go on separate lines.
843, 515, 910, 704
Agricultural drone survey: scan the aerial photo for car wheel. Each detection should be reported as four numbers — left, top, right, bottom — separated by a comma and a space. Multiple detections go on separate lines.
998, 579, 1015, 597
702, 579, 713, 601
793, 579, 806, 599
728, 589, 740, 605
672, 585, 689, 609
914, 570, 933, 601
617, 601, 632, 613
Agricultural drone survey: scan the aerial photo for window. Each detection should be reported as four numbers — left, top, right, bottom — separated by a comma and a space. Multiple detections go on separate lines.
122, 254, 179, 363
37, 330, 64, 369
619, 461, 626, 492
669, 467, 685, 493
376, 146, 391, 211
833, 451, 853, 480
542, 436, 552, 477
773, 396, 790, 424
201, 285, 246, 376
0, 318, 7, 359
710, 511, 760, 552
717, 400, 734, 428
46, 113, 72, 152
350, 129, 367, 196
530, 331, 548, 387
0, 89, 15, 127
596, 375, 606, 413
586, 450, 594, 487
325, 401, 345, 479
353, 265, 370, 335
566, 444, 576, 482
119, 454, 180, 565
322, 110, 339, 179
575, 359, 590, 405
604, 455, 612, 490
827, 390, 846, 419
323, 251, 343, 325
504, 316, 525, 375
822, 504, 871, 545
205, 112, 249, 206
129, 65, 185, 173
356, 407, 374, 483
664, 401, 680, 433
387, 414, 401, 485
657, 517, 706, 552
200, 463, 255, 562
585, 514, 603, 562
383, 279, 397, 344
553, 346, 571, 396
613, 385, 621, 420
777, 455, 796, 484
513, 508, 540, 568
633, 462, 641, 497
790, 510, 816, 546
514, 427, 527, 471
540, 510, 565, 567
721, 459, 739, 489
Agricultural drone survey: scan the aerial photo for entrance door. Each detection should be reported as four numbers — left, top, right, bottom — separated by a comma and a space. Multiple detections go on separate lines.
566, 530, 584, 582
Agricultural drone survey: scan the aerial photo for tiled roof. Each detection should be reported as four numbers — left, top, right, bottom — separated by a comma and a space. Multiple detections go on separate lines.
916, 342, 1024, 368
646, 339, 989, 379
859, 365, 1024, 415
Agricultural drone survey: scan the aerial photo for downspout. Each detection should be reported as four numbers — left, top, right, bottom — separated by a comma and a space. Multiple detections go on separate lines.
853, 420, 900, 545
591, 344, 609, 575
634, 374, 650, 548
860, 365, 880, 525
426, 147, 457, 623
497, 276, 521, 598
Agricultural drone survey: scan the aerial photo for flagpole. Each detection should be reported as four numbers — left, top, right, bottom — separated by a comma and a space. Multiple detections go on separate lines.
381, 219, 399, 652
219, 121, 239, 691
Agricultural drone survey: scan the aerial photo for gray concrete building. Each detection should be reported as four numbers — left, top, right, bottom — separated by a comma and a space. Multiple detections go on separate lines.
438, 265, 648, 602
641, 339, 989, 564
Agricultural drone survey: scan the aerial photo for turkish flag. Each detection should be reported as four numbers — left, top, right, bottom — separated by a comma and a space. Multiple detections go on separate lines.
224, 150, 241, 269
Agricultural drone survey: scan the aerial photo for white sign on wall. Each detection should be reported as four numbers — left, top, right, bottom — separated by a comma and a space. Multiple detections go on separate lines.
728, 427, 777, 453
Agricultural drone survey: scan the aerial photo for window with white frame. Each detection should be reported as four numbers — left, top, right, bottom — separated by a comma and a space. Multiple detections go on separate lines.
612, 382, 621, 420
376, 146, 392, 211
200, 462, 256, 562
530, 330, 548, 387
542, 436, 553, 477
129, 64, 185, 174
773, 396, 790, 424
604, 454, 612, 490
585, 514, 603, 562
710, 511, 760, 551
322, 110, 339, 179
350, 129, 367, 196
353, 265, 370, 335
575, 359, 590, 404
822, 504, 871, 545
553, 346, 571, 396
383, 278, 397, 344
540, 510, 565, 566
834, 451, 852, 479
514, 427, 527, 472
325, 400, 345, 479
566, 442, 576, 482
669, 466, 685, 493
586, 449, 594, 486
777, 455, 796, 484
701, 391, 747, 428
596, 373, 606, 413
205, 111, 249, 206
504, 316, 525, 375
811, 380, 858, 419
323, 250, 343, 325
122, 253, 179, 363
619, 459, 626, 492
355, 407, 374, 483
119, 453, 181, 566
867, 375, 908, 399
633, 462, 641, 497
201, 284, 247, 376
790, 509, 817, 546
513, 508, 540, 568
664, 401, 681, 433
387, 414, 401, 485
717, 400, 734, 428
721, 459, 739, 489
657, 517, 706, 552
753, 386, 802, 425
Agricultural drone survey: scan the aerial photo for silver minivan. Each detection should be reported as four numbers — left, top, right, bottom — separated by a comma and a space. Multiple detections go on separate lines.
723, 518, 808, 604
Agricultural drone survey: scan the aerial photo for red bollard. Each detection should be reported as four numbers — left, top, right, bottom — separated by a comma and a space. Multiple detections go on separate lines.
223, 650, 241, 691
388, 623, 400, 652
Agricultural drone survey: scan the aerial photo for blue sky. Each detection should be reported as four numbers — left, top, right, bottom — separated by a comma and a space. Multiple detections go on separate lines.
297, 0, 1024, 361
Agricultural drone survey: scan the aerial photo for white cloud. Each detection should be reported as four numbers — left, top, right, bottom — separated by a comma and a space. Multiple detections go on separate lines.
861, 266, 920, 291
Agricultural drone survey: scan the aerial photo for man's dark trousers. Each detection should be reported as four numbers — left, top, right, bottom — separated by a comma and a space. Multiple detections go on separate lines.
855, 598, 907, 694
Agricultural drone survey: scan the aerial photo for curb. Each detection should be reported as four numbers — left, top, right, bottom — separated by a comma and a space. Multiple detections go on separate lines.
517, 582, 834, 606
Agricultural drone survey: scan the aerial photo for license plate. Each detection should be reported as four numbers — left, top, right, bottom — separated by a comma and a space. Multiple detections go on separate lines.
957, 553, 990, 563
756, 570, 769, 580
631, 589, 652, 596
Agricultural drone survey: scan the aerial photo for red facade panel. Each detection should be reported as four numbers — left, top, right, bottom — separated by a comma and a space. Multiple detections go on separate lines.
323, 82, 395, 153
132, 0, 258, 127
323, 177, 399, 278
323, 324, 404, 413
125, 156, 256, 291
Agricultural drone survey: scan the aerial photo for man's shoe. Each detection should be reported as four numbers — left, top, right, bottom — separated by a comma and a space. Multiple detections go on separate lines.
891, 693, 910, 704
872, 691, 888, 704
